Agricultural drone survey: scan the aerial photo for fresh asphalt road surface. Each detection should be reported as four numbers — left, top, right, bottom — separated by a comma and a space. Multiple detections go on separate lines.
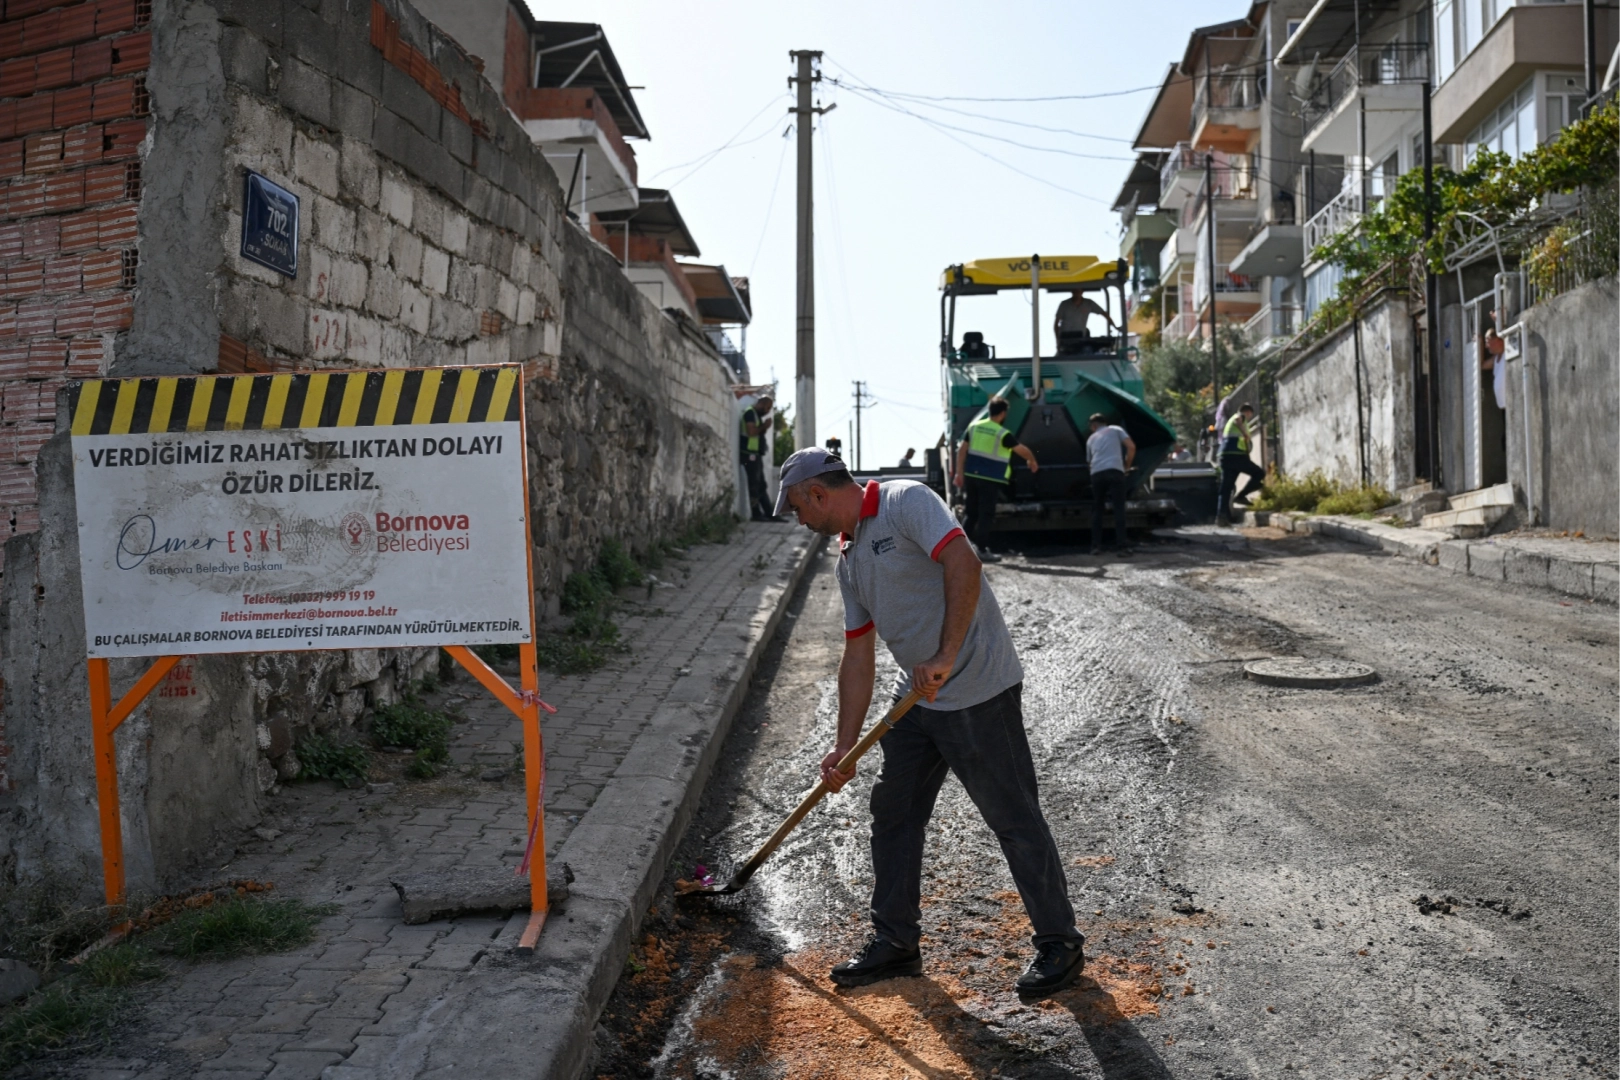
594, 528, 1618, 1080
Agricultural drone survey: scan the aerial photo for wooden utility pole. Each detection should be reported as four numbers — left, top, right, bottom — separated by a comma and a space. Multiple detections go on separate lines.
790, 51, 826, 450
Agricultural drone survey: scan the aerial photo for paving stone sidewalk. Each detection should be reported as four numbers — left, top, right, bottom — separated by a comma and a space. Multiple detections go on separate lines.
49, 522, 816, 1080
1244, 509, 1618, 603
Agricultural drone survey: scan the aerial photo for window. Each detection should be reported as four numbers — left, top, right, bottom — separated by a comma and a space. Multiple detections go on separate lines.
1465, 78, 1536, 160
1370, 151, 1401, 203
1544, 73, 1585, 140
1433, 0, 1457, 83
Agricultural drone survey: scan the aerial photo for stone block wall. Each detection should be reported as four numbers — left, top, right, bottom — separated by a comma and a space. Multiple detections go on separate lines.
1276, 291, 1416, 492
0, 0, 736, 890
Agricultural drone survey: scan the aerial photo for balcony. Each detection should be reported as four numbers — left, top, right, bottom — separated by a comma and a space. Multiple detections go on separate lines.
1159, 144, 1205, 209
513, 87, 640, 214
1162, 144, 1256, 213
1191, 70, 1261, 151
1301, 43, 1430, 156
1231, 195, 1305, 277
1242, 304, 1303, 350
1193, 260, 1259, 313
1163, 311, 1201, 340
1303, 186, 1364, 258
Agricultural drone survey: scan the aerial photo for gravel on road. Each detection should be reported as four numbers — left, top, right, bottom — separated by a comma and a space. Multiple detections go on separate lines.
594, 529, 1618, 1080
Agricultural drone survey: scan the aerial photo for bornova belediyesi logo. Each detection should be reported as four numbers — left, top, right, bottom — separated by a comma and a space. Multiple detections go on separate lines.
371, 511, 472, 554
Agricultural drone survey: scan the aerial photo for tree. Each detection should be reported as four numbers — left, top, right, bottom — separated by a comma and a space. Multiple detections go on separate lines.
1138, 327, 1259, 447
771, 405, 795, 466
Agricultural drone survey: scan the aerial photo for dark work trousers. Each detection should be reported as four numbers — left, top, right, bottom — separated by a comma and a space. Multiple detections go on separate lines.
962, 477, 1005, 553
1217, 453, 1266, 521
869, 683, 1082, 950
1089, 468, 1129, 549
743, 454, 771, 519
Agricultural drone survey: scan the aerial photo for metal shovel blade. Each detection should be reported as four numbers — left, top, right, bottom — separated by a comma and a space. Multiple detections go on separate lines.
674, 689, 925, 900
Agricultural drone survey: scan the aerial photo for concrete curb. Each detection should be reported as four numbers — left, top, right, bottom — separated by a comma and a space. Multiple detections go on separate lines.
1245, 510, 1617, 604
456, 528, 825, 1080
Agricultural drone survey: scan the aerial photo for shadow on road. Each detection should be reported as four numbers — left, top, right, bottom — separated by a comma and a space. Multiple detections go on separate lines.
781, 960, 1174, 1080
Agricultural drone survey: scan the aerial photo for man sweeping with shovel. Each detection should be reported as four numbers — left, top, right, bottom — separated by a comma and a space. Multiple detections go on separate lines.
775, 448, 1085, 996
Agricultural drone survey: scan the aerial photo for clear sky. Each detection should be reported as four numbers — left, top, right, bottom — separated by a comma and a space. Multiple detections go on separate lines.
526, 0, 1224, 469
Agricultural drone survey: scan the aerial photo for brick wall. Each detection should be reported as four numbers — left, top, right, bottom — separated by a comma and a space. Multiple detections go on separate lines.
0, 0, 148, 569
0, 0, 149, 792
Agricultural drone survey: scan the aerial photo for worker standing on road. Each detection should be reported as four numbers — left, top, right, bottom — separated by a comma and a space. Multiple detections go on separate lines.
1086, 413, 1135, 556
953, 396, 1038, 563
1216, 402, 1265, 525
775, 448, 1085, 998
740, 394, 774, 521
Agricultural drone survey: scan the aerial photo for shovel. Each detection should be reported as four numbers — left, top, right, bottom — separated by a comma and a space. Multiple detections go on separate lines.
675, 688, 926, 897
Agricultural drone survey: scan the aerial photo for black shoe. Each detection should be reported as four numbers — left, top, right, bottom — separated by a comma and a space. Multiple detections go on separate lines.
829, 936, 922, 987
1088, 547, 1101, 556
1015, 940, 1084, 997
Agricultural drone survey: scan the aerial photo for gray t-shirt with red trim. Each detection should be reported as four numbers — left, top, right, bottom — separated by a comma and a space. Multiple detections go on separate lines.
837, 480, 1023, 712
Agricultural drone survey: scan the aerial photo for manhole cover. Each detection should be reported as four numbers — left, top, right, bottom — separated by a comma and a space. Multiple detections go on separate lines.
1243, 657, 1378, 689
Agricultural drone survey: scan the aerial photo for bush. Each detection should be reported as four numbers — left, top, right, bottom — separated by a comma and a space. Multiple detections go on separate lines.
295, 734, 370, 785
370, 700, 452, 779
1317, 484, 1396, 516
1250, 470, 1336, 512
1249, 471, 1395, 516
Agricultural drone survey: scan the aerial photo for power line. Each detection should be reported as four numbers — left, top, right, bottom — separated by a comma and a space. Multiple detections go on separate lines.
746, 125, 793, 278
837, 83, 1136, 163
820, 61, 1117, 205
827, 77, 1134, 144
651, 93, 791, 188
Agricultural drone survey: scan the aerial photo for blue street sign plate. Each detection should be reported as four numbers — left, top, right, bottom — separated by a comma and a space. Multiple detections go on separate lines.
241, 171, 299, 278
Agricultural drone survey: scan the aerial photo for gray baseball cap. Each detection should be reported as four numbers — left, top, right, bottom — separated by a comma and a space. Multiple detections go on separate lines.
773, 448, 847, 516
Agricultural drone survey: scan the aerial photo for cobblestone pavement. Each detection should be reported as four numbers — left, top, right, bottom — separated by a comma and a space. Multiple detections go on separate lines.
42, 522, 809, 1080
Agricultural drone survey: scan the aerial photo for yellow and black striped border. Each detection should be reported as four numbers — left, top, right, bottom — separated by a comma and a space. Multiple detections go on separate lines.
70, 366, 521, 437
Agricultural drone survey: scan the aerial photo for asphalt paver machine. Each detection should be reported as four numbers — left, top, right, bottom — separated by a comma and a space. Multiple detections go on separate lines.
928, 255, 1180, 537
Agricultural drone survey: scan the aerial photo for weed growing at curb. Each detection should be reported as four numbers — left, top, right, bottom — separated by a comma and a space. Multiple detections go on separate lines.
0, 980, 126, 1070
295, 734, 371, 785
0, 886, 331, 1070
371, 698, 453, 779
153, 895, 334, 959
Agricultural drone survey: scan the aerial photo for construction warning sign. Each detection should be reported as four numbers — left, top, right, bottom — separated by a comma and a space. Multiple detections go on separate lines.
69, 366, 532, 658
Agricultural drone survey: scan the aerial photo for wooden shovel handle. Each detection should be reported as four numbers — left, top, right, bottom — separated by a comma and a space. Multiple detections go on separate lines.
730, 688, 925, 884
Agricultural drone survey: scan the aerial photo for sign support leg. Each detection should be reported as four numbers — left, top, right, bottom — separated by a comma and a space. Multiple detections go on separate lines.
517, 641, 546, 949
86, 655, 182, 907
442, 645, 550, 950
87, 659, 124, 908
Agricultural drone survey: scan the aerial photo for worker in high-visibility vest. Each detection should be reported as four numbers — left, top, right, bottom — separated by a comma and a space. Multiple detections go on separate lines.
952, 396, 1039, 562
741, 394, 775, 521
1217, 402, 1266, 525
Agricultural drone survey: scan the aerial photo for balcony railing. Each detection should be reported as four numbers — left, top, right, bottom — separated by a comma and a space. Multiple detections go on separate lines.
1302, 43, 1430, 138
1303, 186, 1365, 255
1163, 312, 1201, 340
1192, 70, 1260, 135
1242, 303, 1303, 347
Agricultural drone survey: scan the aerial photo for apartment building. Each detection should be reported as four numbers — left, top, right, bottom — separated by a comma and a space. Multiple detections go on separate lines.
414, 0, 755, 382
1125, 2, 1321, 351
1271, 0, 1617, 513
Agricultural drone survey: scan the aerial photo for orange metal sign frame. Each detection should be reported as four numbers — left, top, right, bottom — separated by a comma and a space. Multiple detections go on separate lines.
81, 364, 550, 952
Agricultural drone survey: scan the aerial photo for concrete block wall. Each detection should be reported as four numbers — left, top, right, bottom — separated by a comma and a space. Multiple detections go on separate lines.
1276, 291, 1416, 492
1510, 276, 1618, 536
0, 0, 736, 890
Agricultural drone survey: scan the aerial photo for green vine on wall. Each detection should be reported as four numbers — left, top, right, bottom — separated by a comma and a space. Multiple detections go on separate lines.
1305, 98, 1619, 337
